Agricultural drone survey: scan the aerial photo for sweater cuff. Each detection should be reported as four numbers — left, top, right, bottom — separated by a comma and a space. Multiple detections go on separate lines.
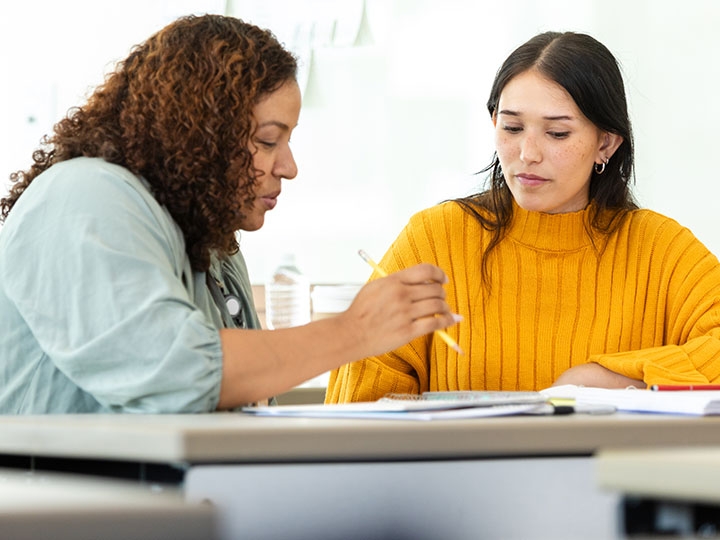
326, 359, 419, 403
591, 345, 713, 385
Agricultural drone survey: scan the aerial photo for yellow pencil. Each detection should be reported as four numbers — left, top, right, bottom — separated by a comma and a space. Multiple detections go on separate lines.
358, 249, 464, 355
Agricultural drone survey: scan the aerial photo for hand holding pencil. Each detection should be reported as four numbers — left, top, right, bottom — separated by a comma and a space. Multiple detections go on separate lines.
352, 250, 463, 355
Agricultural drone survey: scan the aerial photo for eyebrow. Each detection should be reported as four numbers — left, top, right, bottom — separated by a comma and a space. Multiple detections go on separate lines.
498, 109, 575, 121
257, 120, 291, 130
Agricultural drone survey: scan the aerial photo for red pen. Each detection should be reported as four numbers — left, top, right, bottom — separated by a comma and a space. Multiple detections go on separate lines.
650, 384, 720, 391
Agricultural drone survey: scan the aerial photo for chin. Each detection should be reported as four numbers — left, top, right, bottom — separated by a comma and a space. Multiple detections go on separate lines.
243, 221, 265, 232
513, 197, 546, 213
239, 215, 265, 232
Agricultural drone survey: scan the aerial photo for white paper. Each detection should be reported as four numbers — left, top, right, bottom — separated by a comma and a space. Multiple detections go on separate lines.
242, 401, 550, 421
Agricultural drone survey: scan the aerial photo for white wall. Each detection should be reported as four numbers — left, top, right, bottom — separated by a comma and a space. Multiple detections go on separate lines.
3, 0, 719, 285
0, 0, 225, 204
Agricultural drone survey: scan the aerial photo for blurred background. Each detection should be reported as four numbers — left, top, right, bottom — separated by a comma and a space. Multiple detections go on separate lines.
2, 0, 718, 285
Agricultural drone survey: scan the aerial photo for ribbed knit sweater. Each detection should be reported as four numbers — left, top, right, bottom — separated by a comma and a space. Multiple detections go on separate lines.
326, 201, 720, 403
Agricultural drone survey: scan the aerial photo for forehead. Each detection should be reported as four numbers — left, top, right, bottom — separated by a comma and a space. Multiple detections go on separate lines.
252, 80, 301, 126
498, 69, 581, 116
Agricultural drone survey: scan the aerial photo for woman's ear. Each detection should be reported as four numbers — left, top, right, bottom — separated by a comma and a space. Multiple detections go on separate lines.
599, 132, 623, 160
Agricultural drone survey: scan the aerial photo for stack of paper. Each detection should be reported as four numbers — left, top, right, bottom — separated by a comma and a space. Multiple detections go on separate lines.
541, 385, 720, 416
242, 391, 550, 420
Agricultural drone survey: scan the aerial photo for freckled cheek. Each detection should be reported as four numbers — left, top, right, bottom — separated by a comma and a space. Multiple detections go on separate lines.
558, 145, 594, 176
553, 145, 585, 168
494, 134, 516, 162
561, 140, 592, 161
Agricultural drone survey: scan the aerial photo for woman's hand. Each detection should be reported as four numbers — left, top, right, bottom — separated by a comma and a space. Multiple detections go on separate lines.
218, 263, 460, 409
339, 263, 460, 357
552, 362, 646, 389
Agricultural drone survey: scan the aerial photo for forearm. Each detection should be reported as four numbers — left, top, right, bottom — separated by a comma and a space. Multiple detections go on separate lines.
552, 362, 646, 389
216, 262, 459, 409
217, 315, 365, 409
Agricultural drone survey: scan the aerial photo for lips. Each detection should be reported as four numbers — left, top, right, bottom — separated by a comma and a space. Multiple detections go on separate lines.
515, 173, 549, 187
260, 191, 280, 210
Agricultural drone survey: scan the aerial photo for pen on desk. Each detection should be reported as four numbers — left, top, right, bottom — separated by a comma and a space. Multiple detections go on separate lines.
357, 249, 464, 355
650, 384, 720, 391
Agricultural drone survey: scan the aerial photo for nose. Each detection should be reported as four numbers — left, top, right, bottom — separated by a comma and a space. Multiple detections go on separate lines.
519, 133, 541, 164
274, 145, 298, 180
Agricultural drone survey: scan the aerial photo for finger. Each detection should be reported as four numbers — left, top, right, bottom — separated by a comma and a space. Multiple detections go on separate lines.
373, 282, 446, 314
406, 282, 447, 303
411, 310, 462, 336
406, 298, 453, 322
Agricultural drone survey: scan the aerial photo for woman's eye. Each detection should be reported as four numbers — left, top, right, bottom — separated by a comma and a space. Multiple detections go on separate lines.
549, 131, 570, 139
258, 140, 277, 148
502, 125, 522, 134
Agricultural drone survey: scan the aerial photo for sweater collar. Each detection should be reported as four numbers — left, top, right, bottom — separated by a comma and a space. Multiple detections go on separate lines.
507, 201, 595, 252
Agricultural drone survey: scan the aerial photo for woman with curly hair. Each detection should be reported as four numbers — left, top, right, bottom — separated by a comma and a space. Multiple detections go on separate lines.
0, 14, 459, 413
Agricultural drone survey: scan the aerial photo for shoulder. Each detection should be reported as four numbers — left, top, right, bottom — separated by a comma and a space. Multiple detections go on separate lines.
32, 157, 154, 210
16, 157, 180, 238
619, 208, 717, 262
384, 201, 483, 268
406, 200, 482, 231
2, 157, 186, 266
623, 207, 684, 228
622, 208, 700, 242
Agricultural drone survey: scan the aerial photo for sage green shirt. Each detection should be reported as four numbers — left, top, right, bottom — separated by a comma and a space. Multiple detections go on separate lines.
0, 157, 260, 413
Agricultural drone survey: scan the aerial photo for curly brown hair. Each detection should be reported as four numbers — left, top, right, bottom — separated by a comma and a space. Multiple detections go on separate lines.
1, 14, 298, 271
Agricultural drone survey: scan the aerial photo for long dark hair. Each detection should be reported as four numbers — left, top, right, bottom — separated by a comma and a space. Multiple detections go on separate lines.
1, 14, 298, 272
456, 31, 637, 283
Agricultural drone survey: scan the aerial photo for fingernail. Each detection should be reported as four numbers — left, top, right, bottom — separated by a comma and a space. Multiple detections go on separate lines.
452, 313, 463, 322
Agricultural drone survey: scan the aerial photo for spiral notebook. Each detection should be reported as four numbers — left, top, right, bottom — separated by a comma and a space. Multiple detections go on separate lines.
242, 391, 551, 420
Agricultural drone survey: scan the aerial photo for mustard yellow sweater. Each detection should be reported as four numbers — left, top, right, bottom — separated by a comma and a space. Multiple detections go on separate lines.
326, 201, 720, 403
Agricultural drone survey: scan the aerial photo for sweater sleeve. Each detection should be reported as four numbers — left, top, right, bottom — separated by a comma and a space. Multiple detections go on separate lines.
326, 209, 441, 403
0, 159, 223, 413
325, 259, 423, 403
592, 227, 720, 385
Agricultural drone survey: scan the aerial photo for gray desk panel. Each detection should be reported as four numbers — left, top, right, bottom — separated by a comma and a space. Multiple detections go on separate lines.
0, 469, 216, 540
187, 457, 620, 540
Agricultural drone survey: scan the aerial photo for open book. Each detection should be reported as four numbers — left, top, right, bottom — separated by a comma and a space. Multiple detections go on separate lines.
242, 391, 551, 420
540, 385, 720, 416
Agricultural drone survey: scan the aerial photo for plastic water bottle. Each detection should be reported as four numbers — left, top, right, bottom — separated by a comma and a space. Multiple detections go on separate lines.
265, 254, 311, 329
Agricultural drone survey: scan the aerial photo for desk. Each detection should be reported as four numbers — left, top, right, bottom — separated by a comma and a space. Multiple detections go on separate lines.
1, 414, 720, 539
0, 468, 216, 540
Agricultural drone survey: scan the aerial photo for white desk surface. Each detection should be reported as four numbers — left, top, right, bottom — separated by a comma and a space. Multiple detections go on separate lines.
2, 413, 720, 464
597, 446, 720, 503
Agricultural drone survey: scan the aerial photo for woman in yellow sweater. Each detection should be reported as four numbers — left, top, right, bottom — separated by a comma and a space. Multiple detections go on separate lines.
326, 31, 720, 403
